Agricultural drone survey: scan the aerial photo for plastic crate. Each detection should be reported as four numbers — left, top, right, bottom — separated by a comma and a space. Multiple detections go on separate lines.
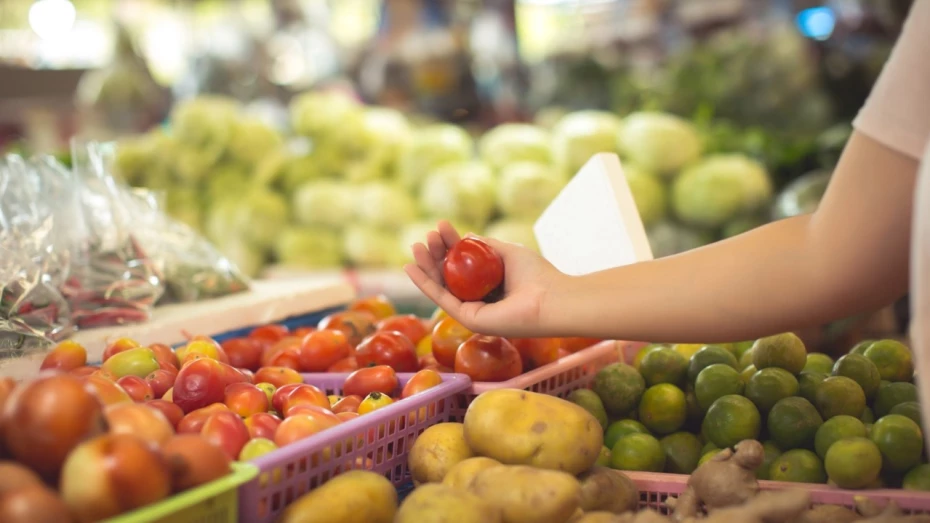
449, 340, 646, 421
238, 372, 472, 523
628, 471, 930, 514
105, 462, 257, 523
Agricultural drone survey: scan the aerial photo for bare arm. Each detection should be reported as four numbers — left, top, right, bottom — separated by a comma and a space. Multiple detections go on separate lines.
546, 131, 918, 342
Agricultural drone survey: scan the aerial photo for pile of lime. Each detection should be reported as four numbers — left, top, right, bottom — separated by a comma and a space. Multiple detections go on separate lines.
569, 335, 928, 491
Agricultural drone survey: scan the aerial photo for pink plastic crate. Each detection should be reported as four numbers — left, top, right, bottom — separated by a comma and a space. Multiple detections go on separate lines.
237, 372, 471, 523
449, 340, 647, 421
627, 471, 930, 514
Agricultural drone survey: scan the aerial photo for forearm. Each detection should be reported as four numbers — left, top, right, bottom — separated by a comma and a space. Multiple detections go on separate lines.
543, 132, 917, 343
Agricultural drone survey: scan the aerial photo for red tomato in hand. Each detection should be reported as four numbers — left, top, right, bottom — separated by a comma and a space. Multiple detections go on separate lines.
454, 335, 522, 382
342, 366, 398, 398
376, 315, 429, 345
348, 295, 397, 321
221, 337, 263, 371
442, 238, 504, 302
249, 325, 290, 344
510, 338, 560, 371
328, 356, 359, 372
317, 311, 377, 347
430, 317, 473, 369
355, 331, 418, 372
402, 369, 443, 398
298, 330, 352, 372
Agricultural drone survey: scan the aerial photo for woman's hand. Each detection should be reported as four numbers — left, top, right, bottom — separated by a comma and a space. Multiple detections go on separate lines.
404, 221, 565, 338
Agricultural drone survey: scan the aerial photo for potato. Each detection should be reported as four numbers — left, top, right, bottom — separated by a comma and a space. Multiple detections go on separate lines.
463, 389, 603, 475
442, 457, 503, 490
278, 470, 396, 523
574, 512, 625, 523
578, 467, 638, 514
395, 483, 502, 523
409, 422, 474, 484
469, 465, 581, 523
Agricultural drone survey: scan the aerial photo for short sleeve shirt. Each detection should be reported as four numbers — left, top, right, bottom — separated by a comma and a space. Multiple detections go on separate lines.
853, 2, 930, 431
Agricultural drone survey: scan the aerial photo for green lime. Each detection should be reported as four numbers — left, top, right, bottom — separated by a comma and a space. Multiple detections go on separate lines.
610, 433, 666, 472
740, 364, 757, 384
739, 348, 755, 370
701, 441, 718, 454
815, 376, 866, 420
752, 333, 807, 375
767, 397, 823, 450
850, 340, 876, 356
640, 347, 688, 387
903, 464, 930, 491
799, 372, 827, 403
695, 364, 744, 411
638, 384, 687, 435
757, 441, 783, 480
660, 432, 703, 474
596, 445, 612, 467
568, 389, 609, 430
745, 367, 799, 413
687, 345, 739, 383
633, 344, 665, 370
604, 419, 649, 450
832, 353, 881, 400
769, 449, 826, 483
672, 343, 704, 361
593, 363, 646, 417
874, 381, 918, 417
825, 437, 883, 489
685, 388, 703, 429
814, 415, 867, 459
864, 340, 915, 382
698, 449, 722, 467
702, 394, 762, 449
870, 414, 924, 472
732, 341, 755, 360
861, 407, 875, 424
890, 401, 923, 429
803, 353, 835, 375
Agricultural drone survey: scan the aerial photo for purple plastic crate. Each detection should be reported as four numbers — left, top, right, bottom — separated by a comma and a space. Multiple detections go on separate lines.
238, 372, 471, 523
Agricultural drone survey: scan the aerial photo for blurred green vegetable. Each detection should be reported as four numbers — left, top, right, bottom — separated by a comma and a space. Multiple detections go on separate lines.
419, 161, 497, 228
343, 225, 404, 267
496, 162, 565, 220
647, 221, 716, 259
290, 90, 363, 143
292, 180, 355, 229
399, 124, 474, 190
672, 154, 772, 228
624, 165, 667, 227
618, 112, 702, 176
551, 110, 622, 175
273, 226, 343, 268
478, 123, 552, 172
354, 181, 418, 229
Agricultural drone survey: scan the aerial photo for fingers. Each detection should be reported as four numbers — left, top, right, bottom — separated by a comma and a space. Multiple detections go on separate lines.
426, 231, 447, 265
403, 263, 464, 316
412, 242, 442, 283
437, 220, 461, 248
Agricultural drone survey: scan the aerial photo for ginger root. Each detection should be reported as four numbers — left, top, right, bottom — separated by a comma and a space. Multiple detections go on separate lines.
798, 504, 859, 523
672, 439, 764, 519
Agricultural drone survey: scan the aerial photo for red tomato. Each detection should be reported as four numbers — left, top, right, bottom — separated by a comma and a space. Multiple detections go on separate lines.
253, 367, 303, 389
116, 375, 154, 402
376, 315, 429, 345
172, 359, 231, 413
401, 369, 443, 398
442, 238, 504, 302
430, 317, 473, 369
454, 335, 523, 382
328, 356, 359, 372
355, 331, 418, 372
558, 337, 602, 353
40, 340, 87, 371
271, 383, 304, 414
244, 412, 281, 440
146, 399, 184, 429
224, 382, 269, 417
70, 366, 98, 378
200, 411, 250, 460
249, 325, 290, 344
332, 395, 362, 414
102, 338, 140, 362
221, 338, 263, 371
274, 409, 342, 447
148, 343, 179, 370
336, 412, 359, 422
176, 404, 229, 434
261, 337, 302, 370
556, 348, 571, 359
510, 338, 560, 371
342, 366, 398, 398
182, 336, 230, 365
293, 327, 317, 338
298, 330, 352, 372
348, 295, 397, 321
317, 311, 376, 347
282, 385, 330, 416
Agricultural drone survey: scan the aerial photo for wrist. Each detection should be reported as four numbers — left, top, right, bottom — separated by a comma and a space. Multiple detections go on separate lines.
539, 271, 581, 337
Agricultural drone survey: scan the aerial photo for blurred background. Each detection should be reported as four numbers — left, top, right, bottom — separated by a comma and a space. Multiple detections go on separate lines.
0, 0, 916, 346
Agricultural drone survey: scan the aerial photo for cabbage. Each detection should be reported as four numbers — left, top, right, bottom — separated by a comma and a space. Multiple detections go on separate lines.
343, 225, 405, 267
227, 117, 284, 167
483, 219, 539, 251
289, 90, 363, 141
618, 112, 702, 176
478, 124, 552, 172
399, 124, 474, 190
174, 146, 223, 184
647, 221, 715, 258
169, 96, 239, 177
419, 161, 497, 228
332, 107, 412, 182
164, 188, 203, 231
292, 180, 355, 229
722, 215, 767, 239
551, 110, 622, 175
205, 164, 251, 204
273, 226, 343, 268
671, 154, 773, 228
216, 236, 267, 278
205, 199, 240, 245
114, 134, 157, 185
233, 189, 290, 249
624, 165, 667, 227
496, 162, 565, 220
354, 182, 417, 229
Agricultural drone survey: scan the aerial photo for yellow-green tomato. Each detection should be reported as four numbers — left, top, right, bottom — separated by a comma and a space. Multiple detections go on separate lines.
239, 438, 278, 461
256, 382, 276, 406
101, 347, 159, 378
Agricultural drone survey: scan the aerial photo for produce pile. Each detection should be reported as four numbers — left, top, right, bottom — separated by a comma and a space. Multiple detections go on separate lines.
275, 389, 929, 523
569, 334, 928, 492
114, 92, 778, 273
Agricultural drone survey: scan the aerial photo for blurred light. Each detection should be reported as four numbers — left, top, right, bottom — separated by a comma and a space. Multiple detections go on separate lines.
28, 0, 77, 40
796, 6, 836, 41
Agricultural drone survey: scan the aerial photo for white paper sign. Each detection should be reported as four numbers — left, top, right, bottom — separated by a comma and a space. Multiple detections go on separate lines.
534, 153, 654, 276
